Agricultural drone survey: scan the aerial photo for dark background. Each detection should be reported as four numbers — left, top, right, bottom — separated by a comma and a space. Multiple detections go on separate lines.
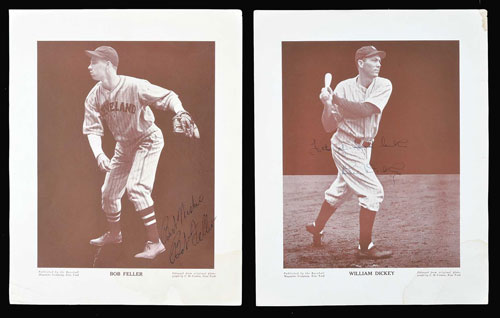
4, 0, 490, 312
37, 42, 215, 268
282, 41, 460, 175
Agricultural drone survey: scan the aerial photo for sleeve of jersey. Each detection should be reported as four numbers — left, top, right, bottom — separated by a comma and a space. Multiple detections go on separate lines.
364, 79, 393, 112
333, 81, 345, 98
138, 80, 183, 112
82, 90, 104, 136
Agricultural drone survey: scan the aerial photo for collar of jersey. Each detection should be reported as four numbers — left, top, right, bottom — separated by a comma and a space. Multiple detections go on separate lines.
100, 75, 124, 95
355, 75, 376, 91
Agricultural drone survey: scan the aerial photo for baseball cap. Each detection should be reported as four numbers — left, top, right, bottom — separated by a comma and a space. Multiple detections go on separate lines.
355, 46, 386, 61
85, 46, 119, 67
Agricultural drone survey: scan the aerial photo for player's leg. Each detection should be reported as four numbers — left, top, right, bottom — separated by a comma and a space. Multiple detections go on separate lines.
359, 207, 377, 250
308, 172, 352, 230
344, 170, 384, 252
357, 204, 391, 259
90, 144, 133, 246
332, 144, 391, 258
306, 144, 354, 245
356, 169, 391, 258
126, 130, 165, 259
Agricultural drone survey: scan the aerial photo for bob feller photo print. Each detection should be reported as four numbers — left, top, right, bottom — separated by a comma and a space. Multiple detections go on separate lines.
37, 42, 215, 269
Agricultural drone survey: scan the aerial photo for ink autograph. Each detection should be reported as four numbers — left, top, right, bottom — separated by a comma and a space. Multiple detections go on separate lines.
309, 137, 407, 184
159, 194, 215, 264
310, 136, 408, 154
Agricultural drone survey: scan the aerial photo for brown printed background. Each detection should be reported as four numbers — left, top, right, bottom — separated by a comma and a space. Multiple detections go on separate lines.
282, 41, 460, 268
38, 42, 214, 268
282, 41, 459, 175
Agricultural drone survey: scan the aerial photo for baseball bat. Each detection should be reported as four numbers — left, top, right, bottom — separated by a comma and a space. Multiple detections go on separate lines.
324, 72, 332, 88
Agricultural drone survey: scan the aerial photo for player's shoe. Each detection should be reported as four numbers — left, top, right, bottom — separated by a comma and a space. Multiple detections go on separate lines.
90, 231, 123, 246
357, 242, 393, 259
305, 222, 324, 247
134, 240, 166, 260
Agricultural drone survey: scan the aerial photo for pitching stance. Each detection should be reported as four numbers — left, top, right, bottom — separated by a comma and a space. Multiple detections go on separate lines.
83, 46, 199, 260
306, 46, 393, 259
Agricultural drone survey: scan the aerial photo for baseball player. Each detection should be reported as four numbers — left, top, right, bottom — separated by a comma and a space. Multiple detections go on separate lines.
306, 46, 393, 259
83, 46, 199, 260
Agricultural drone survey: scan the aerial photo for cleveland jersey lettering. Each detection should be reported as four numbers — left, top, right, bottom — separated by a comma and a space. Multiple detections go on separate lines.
100, 101, 137, 115
83, 75, 182, 143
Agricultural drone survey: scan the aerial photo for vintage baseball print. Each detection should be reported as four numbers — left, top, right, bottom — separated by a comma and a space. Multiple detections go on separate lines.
83, 45, 202, 261
255, 10, 488, 305
285, 41, 459, 268
10, 10, 242, 305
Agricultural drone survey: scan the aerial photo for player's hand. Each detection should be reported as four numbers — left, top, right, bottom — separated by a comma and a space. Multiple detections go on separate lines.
96, 153, 112, 172
331, 103, 343, 122
172, 110, 201, 139
331, 90, 343, 106
319, 87, 333, 105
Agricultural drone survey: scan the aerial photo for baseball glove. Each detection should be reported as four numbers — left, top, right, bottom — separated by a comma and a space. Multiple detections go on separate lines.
172, 110, 200, 139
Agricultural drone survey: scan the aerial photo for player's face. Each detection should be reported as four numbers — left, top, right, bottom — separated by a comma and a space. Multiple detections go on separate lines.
88, 57, 109, 81
359, 55, 382, 78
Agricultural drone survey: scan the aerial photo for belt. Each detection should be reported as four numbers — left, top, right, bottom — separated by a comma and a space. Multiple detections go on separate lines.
337, 129, 373, 148
354, 138, 373, 148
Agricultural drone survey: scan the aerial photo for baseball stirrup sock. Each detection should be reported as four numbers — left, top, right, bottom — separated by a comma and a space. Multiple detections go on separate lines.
106, 211, 121, 223
106, 211, 121, 235
138, 206, 160, 243
359, 207, 376, 250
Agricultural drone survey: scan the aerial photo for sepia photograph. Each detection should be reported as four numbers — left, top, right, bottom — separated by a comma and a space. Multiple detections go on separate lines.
10, 9, 241, 305
37, 41, 215, 269
282, 41, 460, 268
255, 10, 487, 305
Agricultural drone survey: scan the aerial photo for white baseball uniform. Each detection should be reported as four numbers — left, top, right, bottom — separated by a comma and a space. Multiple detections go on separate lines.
325, 75, 392, 212
83, 75, 182, 222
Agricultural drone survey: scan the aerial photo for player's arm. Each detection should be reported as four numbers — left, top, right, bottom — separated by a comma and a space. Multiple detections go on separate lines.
334, 79, 393, 118
321, 101, 340, 133
139, 80, 200, 138
138, 80, 185, 113
83, 89, 110, 172
156, 93, 185, 113
87, 135, 111, 172
319, 87, 342, 133
333, 95, 380, 118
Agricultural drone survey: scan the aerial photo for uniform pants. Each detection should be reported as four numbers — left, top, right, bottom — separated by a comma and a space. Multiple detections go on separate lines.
101, 129, 164, 214
324, 131, 384, 212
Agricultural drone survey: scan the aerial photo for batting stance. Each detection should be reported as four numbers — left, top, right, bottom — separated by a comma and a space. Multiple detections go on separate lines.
83, 46, 199, 260
306, 46, 393, 259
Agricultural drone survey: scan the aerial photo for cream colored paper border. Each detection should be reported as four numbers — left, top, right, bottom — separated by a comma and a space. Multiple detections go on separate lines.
255, 10, 488, 305
9, 9, 242, 305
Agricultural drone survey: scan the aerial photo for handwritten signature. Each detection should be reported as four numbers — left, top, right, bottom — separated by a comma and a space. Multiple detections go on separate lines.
310, 136, 409, 155
340, 161, 405, 185
159, 194, 215, 264
168, 214, 215, 264
310, 139, 368, 154
373, 162, 406, 175
380, 136, 408, 148
160, 194, 204, 242
342, 161, 405, 175
310, 139, 332, 153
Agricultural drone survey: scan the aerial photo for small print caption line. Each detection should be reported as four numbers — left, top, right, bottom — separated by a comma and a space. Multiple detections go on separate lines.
172, 272, 216, 278
38, 270, 80, 277
284, 271, 325, 278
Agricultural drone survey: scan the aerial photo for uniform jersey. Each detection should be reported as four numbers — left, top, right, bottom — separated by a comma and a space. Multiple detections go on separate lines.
325, 75, 393, 212
83, 75, 182, 144
333, 76, 392, 140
